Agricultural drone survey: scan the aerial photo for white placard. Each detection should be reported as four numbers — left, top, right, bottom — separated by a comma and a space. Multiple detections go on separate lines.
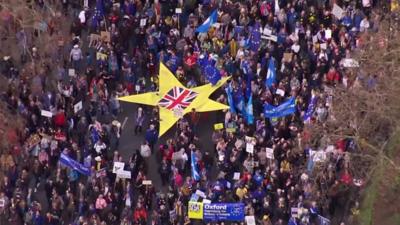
332, 4, 344, 19
245, 216, 256, 225
140, 18, 147, 27
226, 181, 231, 189
320, 43, 327, 50
116, 170, 131, 179
266, 148, 274, 159
112, 162, 125, 173
233, 172, 240, 180
41, 110, 53, 118
246, 143, 254, 154
261, 34, 278, 42
195, 190, 206, 198
74, 101, 83, 113
341, 58, 360, 68
325, 29, 332, 39
142, 180, 152, 185
175, 8, 182, 14
203, 199, 211, 204
276, 89, 285, 97
68, 68, 75, 77
263, 28, 272, 36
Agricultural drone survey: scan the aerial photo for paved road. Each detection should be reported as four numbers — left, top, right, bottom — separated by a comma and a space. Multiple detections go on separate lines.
116, 101, 220, 192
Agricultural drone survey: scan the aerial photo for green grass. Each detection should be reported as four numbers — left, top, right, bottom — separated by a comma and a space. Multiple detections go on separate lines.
358, 131, 400, 225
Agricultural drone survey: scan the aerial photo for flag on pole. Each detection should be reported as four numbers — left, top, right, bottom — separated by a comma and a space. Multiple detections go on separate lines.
250, 25, 261, 52
191, 151, 201, 181
265, 57, 276, 88
204, 61, 221, 85
263, 97, 296, 118
196, 10, 218, 33
246, 94, 254, 124
303, 94, 318, 122
225, 84, 236, 114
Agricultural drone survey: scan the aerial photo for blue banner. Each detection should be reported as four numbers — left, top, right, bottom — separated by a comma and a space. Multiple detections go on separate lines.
203, 203, 245, 221
60, 153, 91, 176
264, 97, 296, 118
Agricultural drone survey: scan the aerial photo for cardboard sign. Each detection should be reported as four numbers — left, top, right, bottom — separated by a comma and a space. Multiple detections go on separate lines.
283, 53, 293, 63
245, 216, 256, 225
100, 31, 111, 42
117, 170, 131, 179
74, 101, 83, 113
142, 180, 152, 185
266, 148, 274, 159
68, 68, 75, 77
246, 143, 254, 154
214, 123, 224, 130
140, 18, 147, 27
41, 110, 53, 118
112, 162, 125, 173
233, 172, 240, 180
175, 8, 182, 14
332, 4, 344, 19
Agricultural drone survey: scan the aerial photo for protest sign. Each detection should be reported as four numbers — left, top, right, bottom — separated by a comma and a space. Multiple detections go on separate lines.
276, 88, 285, 97
112, 162, 125, 173
142, 180, 152, 185
325, 29, 332, 39
266, 148, 274, 159
140, 18, 147, 27
341, 58, 360, 68
74, 101, 83, 113
100, 31, 111, 42
175, 8, 182, 14
188, 202, 203, 219
226, 127, 236, 133
41, 110, 53, 118
195, 190, 206, 198
246, 143, 254, 154
261, 34, 278, 42
96, 52, 108, 60
245, 216, 256, 225
332, 4, 344, 19
117, 170, 131, 179
190, 194, 200, 202
233, 172, 240, 180
203, 199, 211, 204
214, 123, 224, 130
68, 68, 75, 77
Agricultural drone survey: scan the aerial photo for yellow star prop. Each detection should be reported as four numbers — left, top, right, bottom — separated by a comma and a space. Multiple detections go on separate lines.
118, 63, 230, 136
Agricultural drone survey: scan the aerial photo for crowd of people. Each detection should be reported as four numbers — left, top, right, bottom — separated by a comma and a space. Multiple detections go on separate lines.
0, 0, 382, 225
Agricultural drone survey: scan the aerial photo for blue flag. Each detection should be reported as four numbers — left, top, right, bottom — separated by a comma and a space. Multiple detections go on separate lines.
91, 0, 105, 29
233, 86, 245, 112
191, 151, 201, 181
196, 10, 218, 33
303, 95, 318, 122
266, 58, 276, 88
225, 84, 236, 114
59, 153, 91, 176
204, 61, 221, 85
246, 94, 254, 124
264, 97, 296, 118
250, 25, 261, 52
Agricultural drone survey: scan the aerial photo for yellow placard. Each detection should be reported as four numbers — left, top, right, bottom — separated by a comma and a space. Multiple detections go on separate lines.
96, 52, 108, 60
188, 201, 203, 219
226, 127, 236, 133
214, 123, 224, 130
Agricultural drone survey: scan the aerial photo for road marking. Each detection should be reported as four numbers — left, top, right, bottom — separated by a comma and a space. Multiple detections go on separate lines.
122, 117, 128, 129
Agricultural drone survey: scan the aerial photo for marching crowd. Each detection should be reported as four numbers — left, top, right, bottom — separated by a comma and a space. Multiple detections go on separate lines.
0, 0, 382, 225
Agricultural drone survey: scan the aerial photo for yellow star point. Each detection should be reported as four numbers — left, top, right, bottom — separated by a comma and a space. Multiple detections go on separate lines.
118, 63, 230, 137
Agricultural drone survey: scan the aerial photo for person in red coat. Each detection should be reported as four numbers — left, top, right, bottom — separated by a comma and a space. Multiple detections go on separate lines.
53, 108, 66, 128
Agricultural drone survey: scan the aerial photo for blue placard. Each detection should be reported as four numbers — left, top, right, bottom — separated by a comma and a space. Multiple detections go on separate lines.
203, 203, 245, 221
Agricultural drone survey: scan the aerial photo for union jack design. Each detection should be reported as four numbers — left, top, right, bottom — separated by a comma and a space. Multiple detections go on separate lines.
158, 86, 198, 110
